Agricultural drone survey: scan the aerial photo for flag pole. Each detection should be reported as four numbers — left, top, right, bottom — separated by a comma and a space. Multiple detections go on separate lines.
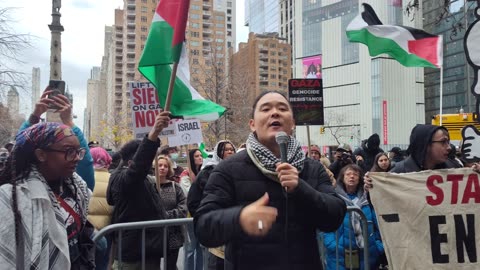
439, 65, 444, 126
164, 62, 179, 112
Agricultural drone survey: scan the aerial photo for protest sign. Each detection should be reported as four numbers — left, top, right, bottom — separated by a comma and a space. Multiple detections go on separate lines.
288, 79, 324, 125
129, 82, 203, 145
369, 168, 480, 269
129, 82, 162, 139
166, 118, 203, 147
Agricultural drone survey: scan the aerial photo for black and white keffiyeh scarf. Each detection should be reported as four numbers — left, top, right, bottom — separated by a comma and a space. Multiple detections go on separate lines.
246, 132, 305, 181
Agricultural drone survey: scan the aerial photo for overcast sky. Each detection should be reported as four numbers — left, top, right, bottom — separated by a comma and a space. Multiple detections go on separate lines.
2, 0, 248, 129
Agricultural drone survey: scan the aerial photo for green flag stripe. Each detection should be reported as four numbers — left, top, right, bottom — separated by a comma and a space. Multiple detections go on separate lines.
347, 29, 437, 68
138, 21, 182, 66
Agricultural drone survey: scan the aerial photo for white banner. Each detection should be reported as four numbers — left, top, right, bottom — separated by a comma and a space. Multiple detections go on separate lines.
369, 168, 480, 269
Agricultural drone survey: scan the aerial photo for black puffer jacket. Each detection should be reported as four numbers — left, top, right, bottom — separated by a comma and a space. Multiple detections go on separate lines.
390, 124, 462, 173
194, 150, 346, 270
106, 137, 166, 262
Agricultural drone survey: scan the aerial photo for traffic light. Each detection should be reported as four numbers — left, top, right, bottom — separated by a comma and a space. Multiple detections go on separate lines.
320, 127, 325, 134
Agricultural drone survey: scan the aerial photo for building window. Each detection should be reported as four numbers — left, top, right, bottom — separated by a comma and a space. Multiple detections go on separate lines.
191, 13, 200, 19
141, 6, 148, 13
270, 43, 276, 48
216, 23, 224, 28
191, 5, 201, 10
191, 41, 200, 46
190, 31, 200, 38
216, 39, 224, 43
341, 12, 359, 64
192, 58, 199, 64
141, 26, 147, 32
141, 16, 147, 22
142, 0, 147, 3
190, 49, 200, 55
191, 23, 200, 28
141, 35, 147, 41
227, 2, 232, 7
215, 15, 224, 21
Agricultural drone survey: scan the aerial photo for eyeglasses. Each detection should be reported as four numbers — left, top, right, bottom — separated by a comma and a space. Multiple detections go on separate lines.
431, 139, 450, 146
44, 147, 86, 161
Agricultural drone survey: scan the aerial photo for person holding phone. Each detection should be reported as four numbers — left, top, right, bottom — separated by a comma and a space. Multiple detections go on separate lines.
18, 86, 95, 191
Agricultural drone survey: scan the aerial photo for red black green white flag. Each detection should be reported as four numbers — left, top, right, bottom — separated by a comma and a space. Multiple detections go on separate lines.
138, 0, 226, 121
346, 3, 443, 68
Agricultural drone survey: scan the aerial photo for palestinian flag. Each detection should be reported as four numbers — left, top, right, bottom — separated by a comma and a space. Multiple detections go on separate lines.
346, 3, 442, 68
138, 0, 226, 121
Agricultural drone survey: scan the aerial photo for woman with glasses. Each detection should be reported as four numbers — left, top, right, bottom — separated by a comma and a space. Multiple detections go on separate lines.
18, 88, 95, 190
0, 122, 94, 269
323, 164, 383, 270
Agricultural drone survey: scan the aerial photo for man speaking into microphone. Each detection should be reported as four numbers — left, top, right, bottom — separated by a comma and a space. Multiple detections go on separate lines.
194, 91, 346, 270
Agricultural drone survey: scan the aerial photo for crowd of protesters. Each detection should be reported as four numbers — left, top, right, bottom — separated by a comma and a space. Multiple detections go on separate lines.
0, 87, 479, 270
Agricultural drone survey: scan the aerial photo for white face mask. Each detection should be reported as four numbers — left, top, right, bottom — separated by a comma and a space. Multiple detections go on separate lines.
170, 153, 179, 161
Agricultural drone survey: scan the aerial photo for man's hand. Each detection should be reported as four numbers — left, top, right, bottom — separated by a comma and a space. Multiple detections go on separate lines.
32, 88, 54, 118
239, 193, 278, 237
52, 94, 74, 127
147, 111, 170, 141
276, 162, 299, 193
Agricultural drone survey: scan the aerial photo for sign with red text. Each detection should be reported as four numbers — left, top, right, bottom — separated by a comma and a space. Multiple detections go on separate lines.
288, 79, 324, 125
369, 168, 480, 269
128, 82, 203, 145
383, 100, 388, 145
129, 82, 162, 139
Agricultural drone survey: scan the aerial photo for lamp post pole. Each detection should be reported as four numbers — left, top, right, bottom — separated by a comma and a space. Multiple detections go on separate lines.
224, 108, 229, 140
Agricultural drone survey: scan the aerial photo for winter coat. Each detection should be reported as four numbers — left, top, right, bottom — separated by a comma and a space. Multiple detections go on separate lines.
353, 134, 384, 172
187, 140, 235, 216
323, 184, 383, 270
106, 137, 167, 262
88, 169, 112, 230
194, 150, 346, 270
158, 180, 188, 249
390, 125, 462, 173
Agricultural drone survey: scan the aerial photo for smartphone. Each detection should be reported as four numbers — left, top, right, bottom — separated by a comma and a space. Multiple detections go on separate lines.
48, 80, 66, 109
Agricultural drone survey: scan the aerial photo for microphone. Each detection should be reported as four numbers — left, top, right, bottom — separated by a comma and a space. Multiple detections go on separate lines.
275, 131, 289, 192
275, 131, 289, 163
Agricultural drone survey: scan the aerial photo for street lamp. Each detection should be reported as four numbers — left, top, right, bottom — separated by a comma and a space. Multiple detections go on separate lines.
224, 108, 229, 140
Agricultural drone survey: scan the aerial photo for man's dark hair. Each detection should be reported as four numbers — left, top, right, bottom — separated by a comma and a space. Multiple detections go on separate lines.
119, 140, 141, 162
251, 90, 290, 118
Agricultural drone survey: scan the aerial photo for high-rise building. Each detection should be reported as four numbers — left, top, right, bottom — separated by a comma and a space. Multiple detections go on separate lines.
187, 0, 228, 102
244, 0, 280, 34
231, 32, 292, 102
85, 67, 102, 141
7, 86, 19, 118
423, 0, 477, 122
293, 0, 424, 150
213, 0, 236, 50
31, 67, 41, 112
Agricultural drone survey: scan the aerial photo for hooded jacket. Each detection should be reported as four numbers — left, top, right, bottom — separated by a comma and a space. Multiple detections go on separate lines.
187, 140, 236, 216
353, 134, 384, 172
390, 124, 461, 173
106, 137, 167, 262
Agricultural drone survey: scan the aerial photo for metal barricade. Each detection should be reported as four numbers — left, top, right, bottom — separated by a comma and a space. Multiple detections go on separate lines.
318, 206, 372, 270
93, 217, 207, 270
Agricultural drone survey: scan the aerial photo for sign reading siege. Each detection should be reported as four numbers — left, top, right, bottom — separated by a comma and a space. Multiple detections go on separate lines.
288, 79, 324, 125
129, 82, 163, 139
369, 168, 480, 269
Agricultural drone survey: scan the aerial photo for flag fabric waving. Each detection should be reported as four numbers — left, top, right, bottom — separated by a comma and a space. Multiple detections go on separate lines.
138, 0, 226, 121
346, 3, 443, 68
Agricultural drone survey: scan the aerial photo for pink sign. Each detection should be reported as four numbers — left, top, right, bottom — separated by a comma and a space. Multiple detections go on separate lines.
383, 100, 388, 145
302, 55, 322, 79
